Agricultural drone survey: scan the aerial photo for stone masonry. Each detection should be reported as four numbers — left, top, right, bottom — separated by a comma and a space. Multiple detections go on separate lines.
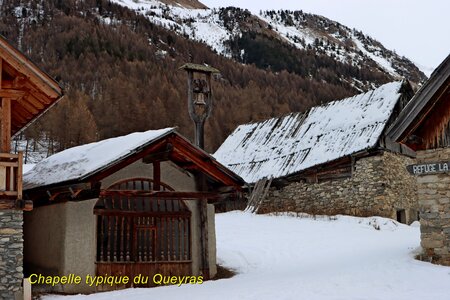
259, 151, 418, 224
0, 210, 23, 300
416, 147, 450, 266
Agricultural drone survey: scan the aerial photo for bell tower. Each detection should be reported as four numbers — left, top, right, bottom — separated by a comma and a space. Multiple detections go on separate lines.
180, 63, 219, 149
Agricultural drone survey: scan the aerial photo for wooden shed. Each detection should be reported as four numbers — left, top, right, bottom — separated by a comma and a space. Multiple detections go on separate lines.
23, 128, 244, 293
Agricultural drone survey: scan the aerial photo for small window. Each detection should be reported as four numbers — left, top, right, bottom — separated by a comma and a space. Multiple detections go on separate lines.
396, 209, 406, 224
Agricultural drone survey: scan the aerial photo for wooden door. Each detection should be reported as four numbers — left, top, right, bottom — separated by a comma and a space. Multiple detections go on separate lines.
94, 178, 192, 288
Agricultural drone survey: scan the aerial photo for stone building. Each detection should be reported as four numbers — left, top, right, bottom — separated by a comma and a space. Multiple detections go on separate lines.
0, 35, 63, 299
23, 128, 244, 293
214, 81, 419, 224
388, 54, 450, 265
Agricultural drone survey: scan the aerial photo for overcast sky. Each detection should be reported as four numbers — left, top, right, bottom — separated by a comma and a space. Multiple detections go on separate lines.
202, 0, 449, 73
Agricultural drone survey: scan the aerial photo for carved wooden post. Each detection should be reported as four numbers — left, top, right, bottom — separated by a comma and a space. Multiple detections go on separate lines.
180, 63, 219, 149
1, 97, 11, 153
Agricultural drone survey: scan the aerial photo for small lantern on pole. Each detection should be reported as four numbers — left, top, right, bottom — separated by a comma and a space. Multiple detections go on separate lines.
180, 63, 220, 149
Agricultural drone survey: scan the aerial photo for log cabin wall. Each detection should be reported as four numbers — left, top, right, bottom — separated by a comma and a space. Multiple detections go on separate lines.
260, 151, 419, 224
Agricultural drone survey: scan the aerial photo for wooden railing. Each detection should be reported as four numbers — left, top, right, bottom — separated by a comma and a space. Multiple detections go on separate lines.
0, 152, 23, 199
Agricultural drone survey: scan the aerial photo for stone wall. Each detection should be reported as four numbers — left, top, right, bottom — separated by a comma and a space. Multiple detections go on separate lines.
259, 151, 418, 223
0, 210, 23, 300
416, 147, 450, 266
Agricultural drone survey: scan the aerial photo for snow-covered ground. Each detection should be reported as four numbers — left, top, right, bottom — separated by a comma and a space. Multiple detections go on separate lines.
42, 211, 450, 300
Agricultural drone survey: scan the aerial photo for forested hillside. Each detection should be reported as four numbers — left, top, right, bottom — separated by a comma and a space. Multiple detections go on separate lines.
0, 0, 425, 157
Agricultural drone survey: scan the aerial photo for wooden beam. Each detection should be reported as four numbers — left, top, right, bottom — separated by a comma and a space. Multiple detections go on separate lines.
1, 97, 11, 152
1, 62, 59, 109
0, 153, 18, 158
142, 146, 173, 163
99, 190, 220, 200
94, 209, 191, 218
11, 106, 30, 125
0, 89, 26, 98
0, 200, 15, 209
0, 45, 62, 98
0, 191, 17, 196
153, 161, 161, 191
1, 77, 27, 89
17, 151, 23, 200
24, 93, 45, 109
199, 198, 210, 279
170, 137, 239, 187
0, 199, 32, 210
183, 164, 200, 171
22, 83, 54, 105
15, 98, 39, 115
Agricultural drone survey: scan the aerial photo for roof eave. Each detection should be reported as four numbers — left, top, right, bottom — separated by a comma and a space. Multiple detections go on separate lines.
388, 54, 450, 143
173, 132, 246, 186
0, 34, 63, 98
23, 128, 176, 192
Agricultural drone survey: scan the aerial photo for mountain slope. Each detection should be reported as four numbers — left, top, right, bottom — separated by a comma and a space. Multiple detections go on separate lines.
109, 0, 426, 90
0, 0, 425, 158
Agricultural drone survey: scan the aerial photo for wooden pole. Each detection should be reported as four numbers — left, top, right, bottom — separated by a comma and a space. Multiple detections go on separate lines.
1, 97, 11, 153
199, 197, 210, 279
0, 58, 11, 153
17, 151, 23, 199
153, 161, 161, 191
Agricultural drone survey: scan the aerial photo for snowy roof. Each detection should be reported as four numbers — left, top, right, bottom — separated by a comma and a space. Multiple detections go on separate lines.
214, 81, 406, 183
23, 128, 175, 190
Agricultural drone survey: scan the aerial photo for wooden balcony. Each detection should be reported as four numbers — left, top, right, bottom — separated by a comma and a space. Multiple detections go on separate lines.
0, 152, 30, 210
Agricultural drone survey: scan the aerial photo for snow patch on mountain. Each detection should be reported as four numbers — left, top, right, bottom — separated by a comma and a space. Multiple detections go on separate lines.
110, 0, 232, 56
108, 0, 424, 83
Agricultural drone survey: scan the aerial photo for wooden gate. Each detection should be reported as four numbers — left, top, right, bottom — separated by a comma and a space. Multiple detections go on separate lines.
94, 178, 192, 288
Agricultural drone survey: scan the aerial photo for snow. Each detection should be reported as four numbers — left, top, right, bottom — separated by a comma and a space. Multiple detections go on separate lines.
110, 0, 161, 10
12, 135, 55, 164
22, 164, 35, 174
23, 128, 174, 189
214, 81, 405, 183
110, 0, 232, 56
41, 211, 450, 300
351, 33, 399, 77
257, 13, 314, 50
